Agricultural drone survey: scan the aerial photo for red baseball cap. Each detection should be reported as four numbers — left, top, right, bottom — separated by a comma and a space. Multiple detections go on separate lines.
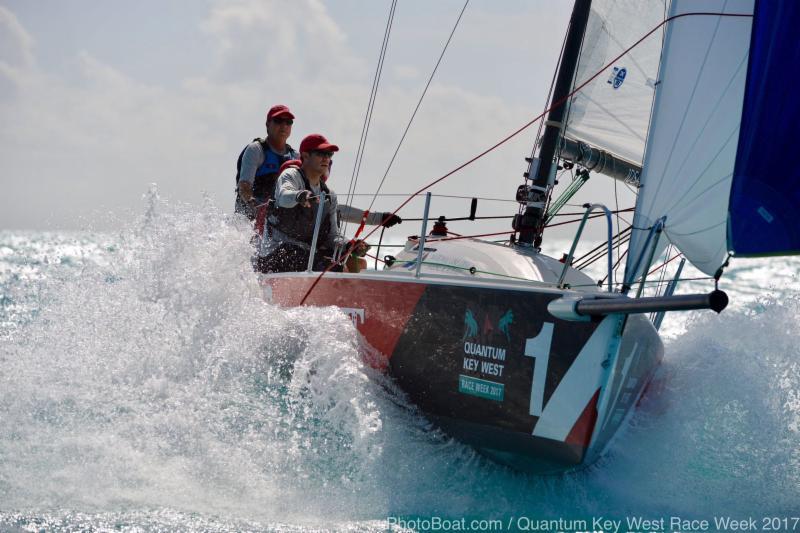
299, 133, 339, 154
266, 104, 295, 121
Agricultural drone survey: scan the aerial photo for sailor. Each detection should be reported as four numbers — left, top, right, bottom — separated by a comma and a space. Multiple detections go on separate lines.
256, 134, 370, 273
235, 104, 299, 220
235, 105, 403, 229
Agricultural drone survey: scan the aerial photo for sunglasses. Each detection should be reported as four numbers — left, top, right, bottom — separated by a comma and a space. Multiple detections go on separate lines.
312, 150, 334, 159
271, 118, 294, 125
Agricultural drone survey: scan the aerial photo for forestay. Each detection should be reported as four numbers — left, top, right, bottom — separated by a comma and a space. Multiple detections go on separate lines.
563, 0, 665, 166
625, 0, 754, 281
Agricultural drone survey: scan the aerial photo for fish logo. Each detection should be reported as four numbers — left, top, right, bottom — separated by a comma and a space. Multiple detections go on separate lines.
607, 66, 627, 89
498, 309, 514, 341
462, 308, 513, 343
462, 309, 479, 341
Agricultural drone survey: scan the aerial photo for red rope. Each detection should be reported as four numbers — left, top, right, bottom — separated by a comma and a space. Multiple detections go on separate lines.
647, 253, 684, 276
353, 209, 369, 239
298, 11, 753, 305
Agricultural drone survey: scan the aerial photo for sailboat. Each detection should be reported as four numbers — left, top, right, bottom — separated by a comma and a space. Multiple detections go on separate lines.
259, 0, 798, 473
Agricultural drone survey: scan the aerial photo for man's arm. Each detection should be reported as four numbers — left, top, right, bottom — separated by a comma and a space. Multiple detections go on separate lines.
238, 181, 255, 203
238, 143, 263, 202
339, 204, 370, 224
339, 204, 402, 227
274, 169, 307, 208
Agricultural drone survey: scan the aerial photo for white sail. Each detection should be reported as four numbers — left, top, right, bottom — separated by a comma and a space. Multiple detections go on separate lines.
563, 0, 666, 166
625, 0, 754, 281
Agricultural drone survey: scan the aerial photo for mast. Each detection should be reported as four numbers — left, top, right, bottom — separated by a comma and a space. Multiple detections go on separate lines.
516, 0, 592, 248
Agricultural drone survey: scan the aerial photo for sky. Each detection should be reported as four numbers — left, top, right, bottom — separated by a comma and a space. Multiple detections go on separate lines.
0, 0, 631, 240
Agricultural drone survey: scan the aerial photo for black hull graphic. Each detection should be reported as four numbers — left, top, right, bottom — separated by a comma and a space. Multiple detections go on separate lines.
262, 273, 663, 473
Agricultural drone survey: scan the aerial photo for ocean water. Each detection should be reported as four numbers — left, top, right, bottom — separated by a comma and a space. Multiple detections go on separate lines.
1, 195, 798, 532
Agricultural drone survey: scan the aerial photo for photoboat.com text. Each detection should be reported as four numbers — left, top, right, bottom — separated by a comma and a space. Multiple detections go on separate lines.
385, 515, 800, 532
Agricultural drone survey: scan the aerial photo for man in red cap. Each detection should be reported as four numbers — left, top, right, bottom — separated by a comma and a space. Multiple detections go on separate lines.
256, 134, 370, 273
235, 104, 299, 220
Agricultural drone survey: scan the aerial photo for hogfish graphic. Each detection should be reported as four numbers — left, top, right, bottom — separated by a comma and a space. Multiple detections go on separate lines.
498, 309, 514, 341
462, 309, 479, 341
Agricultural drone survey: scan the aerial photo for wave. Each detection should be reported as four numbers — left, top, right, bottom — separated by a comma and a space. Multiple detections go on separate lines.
0, 192, 797, 527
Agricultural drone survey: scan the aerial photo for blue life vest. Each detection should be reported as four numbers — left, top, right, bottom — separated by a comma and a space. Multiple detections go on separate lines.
235, 138, 298, 200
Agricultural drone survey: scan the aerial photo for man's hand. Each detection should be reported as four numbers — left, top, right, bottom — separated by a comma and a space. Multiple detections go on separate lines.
349, 239, 370, 257
296, 190, 313, 207
381, 213, 402, 228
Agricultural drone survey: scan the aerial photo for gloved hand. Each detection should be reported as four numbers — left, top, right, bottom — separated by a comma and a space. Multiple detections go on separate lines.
348, 239, 370, 257
296, 190, 312, 207
381, 213, 402, 227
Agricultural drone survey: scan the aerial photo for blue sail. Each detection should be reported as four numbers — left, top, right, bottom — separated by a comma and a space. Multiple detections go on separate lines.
728, 0, 800, 256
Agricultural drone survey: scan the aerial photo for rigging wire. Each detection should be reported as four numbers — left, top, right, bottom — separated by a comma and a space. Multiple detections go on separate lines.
648, 251, 684, 276
574, 227, 632, 270
344, 192, 518, 203
366, 251, 711, 289
599, 248, 629, 286
365, 0, 470, 214
576, 234, 630, 272
543, 212, 618, 230
650, 244, 674, 297
403, 214, 513, 222
373, 225, 387, 270
557, 207, 633, 218
342, 0, 398, 236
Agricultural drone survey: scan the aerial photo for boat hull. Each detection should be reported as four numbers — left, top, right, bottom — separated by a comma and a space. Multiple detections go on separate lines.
261, 272, 663, 473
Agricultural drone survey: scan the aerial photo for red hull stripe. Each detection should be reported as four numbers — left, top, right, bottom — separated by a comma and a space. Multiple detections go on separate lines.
264, 276, 427, 361
565, 388, 600, 449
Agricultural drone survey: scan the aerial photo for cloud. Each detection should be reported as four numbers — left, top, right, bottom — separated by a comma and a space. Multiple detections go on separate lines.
392, 65, 419, 81
200, 0, 361, 86
0, 6, 36, 98
0, 6, 34, 68
0, 0, 594, 236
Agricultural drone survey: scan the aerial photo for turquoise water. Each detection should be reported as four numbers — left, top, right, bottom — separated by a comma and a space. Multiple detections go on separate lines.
1, 196, 798, 532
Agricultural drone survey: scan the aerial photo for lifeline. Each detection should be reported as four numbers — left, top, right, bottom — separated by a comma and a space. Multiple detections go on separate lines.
463, 341, 506, 361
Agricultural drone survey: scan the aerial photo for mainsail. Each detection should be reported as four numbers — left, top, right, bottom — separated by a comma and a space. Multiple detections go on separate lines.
562, 0, 666, 168
625, 0, 756, 280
